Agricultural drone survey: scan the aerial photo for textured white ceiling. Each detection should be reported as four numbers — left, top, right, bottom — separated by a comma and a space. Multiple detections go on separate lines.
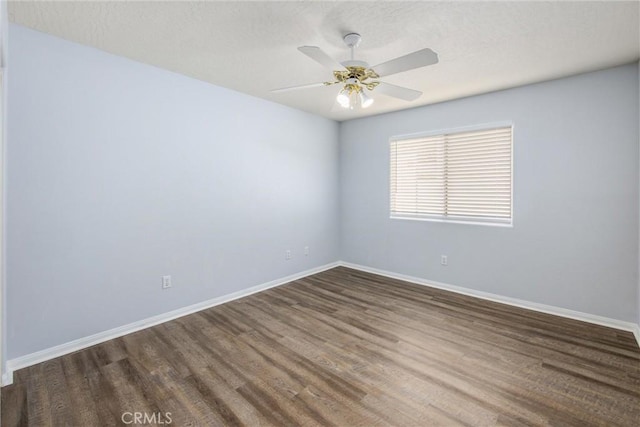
9, 1, 640, 121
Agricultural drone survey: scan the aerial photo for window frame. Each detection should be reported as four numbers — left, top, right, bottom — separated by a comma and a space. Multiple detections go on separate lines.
389, 122, 514, 227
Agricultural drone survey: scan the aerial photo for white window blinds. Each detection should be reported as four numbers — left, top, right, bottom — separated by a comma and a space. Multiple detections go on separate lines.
390, 126, 512, 225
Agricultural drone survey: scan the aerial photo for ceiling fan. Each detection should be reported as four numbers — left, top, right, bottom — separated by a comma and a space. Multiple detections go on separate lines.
271, 33, 438, 110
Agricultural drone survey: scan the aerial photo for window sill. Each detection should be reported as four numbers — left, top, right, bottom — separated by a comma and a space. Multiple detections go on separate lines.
390, 215, 513, 228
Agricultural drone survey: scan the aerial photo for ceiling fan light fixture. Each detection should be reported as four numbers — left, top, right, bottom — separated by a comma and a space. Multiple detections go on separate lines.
359, 90, 374, 108
337, 88, 351, 108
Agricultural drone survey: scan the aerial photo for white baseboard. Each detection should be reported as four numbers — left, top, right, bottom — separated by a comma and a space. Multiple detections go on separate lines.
633, 324, 640, 348
338, 261, 640, 348
1, 262, 339, 386
1, 372, 12, 387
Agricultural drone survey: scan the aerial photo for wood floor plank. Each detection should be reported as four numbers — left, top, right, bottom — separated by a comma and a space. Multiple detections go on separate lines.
2, 266, 639, 426
23, 365, 53, 427
0, 384, 28, 427
41, 359, 74, 426
58, 353, 103, 426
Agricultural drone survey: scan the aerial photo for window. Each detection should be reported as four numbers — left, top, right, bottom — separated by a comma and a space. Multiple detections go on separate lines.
390, 125, 512, 225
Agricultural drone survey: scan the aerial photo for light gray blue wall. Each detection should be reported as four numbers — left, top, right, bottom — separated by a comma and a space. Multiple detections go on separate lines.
340, 63, 640, 323
6, 25, 340, 359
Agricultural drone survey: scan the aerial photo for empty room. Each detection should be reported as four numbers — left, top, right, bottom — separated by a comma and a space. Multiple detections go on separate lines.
0, 0, 639, 426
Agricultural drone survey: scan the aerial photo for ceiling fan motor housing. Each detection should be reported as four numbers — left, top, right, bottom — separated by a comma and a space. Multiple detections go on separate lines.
341, 60, 369, 69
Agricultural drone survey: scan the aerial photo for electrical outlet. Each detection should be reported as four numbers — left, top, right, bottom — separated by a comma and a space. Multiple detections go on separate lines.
440, 255, 448, 266
285, 250, 292, 260
162, 275, 172, 289
304, 246, 309, 256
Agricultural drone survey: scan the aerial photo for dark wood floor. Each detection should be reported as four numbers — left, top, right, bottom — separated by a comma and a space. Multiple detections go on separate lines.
2, 267, 639, 426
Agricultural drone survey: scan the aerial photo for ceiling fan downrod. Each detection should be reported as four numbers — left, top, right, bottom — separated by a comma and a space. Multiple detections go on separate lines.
343, 32, 361, 61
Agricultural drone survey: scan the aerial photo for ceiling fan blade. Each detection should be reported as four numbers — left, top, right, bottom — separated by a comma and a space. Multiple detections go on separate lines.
271, 82, 327, 93
298, 46, 347, 71
372, 48, 438, 77
375, 82, 422, 101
